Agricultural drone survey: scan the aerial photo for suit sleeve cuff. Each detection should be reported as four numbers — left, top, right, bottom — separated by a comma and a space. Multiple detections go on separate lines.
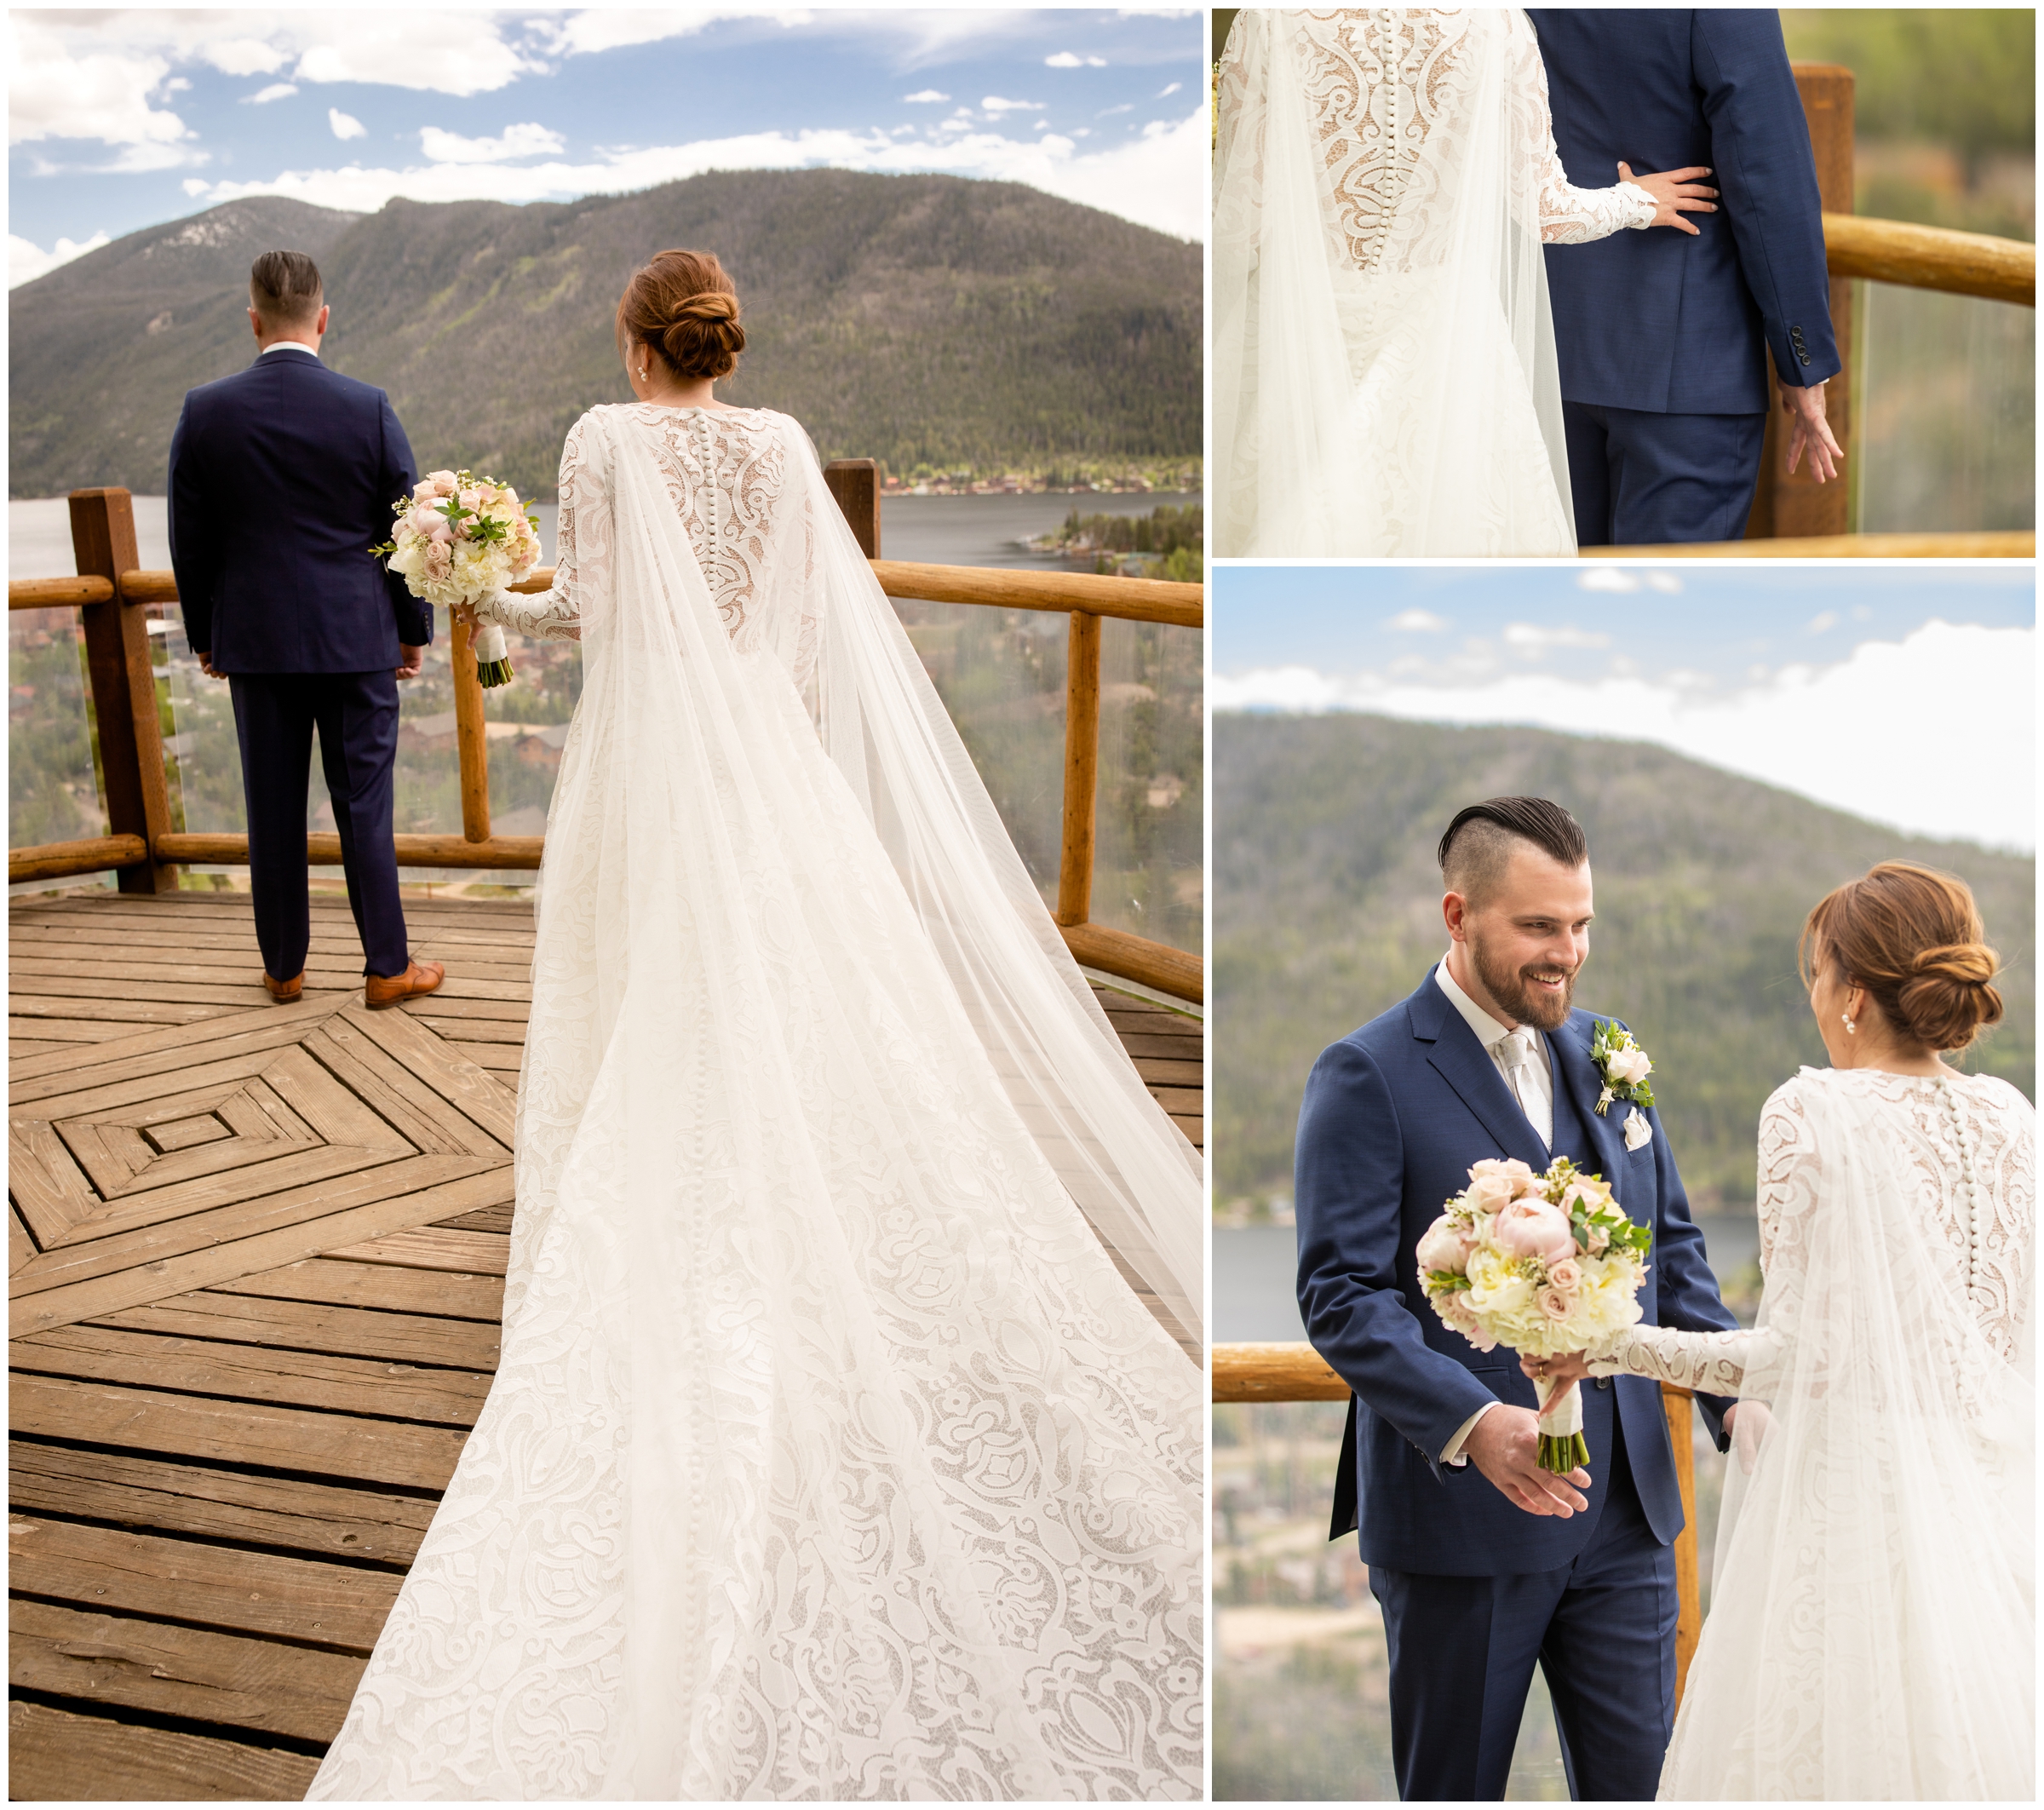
1440, 1399, 1499, 1468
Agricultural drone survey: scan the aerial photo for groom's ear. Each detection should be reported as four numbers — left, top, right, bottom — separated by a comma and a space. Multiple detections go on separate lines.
1442, 888, 1471, 941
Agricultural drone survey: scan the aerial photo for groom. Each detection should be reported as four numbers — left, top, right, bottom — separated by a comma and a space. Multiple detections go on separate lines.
1528, 10, 1842, 544
169, 250, 444, 1008
1294, 797, 1740, 1801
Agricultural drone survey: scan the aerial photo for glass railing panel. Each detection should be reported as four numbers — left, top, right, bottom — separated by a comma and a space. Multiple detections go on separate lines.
1092, 618, 1203, 957
1853, 281, 2035, 532
8, 607, 111, 891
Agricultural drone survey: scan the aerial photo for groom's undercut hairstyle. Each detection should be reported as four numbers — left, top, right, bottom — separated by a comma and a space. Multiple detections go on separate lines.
1438, 797, 1589, 907
250, 250, 324, 326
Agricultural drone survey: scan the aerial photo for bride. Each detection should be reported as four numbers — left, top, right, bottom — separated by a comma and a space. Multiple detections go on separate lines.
307, 251, 1204, 1799
1530, 862, 2035, 1799
1214, 9, 1718, 556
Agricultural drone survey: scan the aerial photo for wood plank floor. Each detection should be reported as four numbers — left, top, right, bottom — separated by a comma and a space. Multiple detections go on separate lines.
8, 888, 1203, 1800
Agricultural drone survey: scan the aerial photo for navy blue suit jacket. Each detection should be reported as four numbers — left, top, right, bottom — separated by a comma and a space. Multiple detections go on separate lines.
1528, 9, 1839, 414
169, 349, 429, 671
1295, 967, 1738, 1576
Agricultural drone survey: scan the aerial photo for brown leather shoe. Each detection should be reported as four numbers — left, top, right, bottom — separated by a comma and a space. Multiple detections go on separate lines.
364, 959, 445, 1010
262, 970, 304, 1003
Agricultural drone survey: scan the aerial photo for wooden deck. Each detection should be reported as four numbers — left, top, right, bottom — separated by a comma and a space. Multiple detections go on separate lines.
6, 888, 1203, 1800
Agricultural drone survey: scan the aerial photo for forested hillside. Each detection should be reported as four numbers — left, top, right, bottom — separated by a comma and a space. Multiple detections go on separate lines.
10, 171, 1200, 499
1214, 713, 2035, 1209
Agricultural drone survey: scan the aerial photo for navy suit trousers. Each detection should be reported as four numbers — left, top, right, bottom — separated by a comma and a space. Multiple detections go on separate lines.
1563, 402, 1766, 547
1369, 1403, 1678, 1801
230, 671, 409, 981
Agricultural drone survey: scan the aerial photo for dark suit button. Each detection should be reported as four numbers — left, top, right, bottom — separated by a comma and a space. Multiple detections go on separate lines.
1596, 1376, 1611, 1389
1800, 354, 1812, 365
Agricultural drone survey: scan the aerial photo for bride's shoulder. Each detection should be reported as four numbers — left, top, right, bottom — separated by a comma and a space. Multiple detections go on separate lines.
1959, 1070, 2037, 1124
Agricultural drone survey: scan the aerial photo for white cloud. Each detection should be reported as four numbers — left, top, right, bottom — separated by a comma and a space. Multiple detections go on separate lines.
904, 89, 950, 103
525, 10, 726, 60
1503, 622, 1613, 656
1807, 610, 1840, 633
329, 108, 367, 141
7, 17, 190, 152
1645, 572, 1683, 594
9, 229, 111, 289
982, 96, 1047, 115
183, 105, 1214, 243
202, 37, 291, 78
1047, 52, 1108, 68
1387, 609, 1450, 633
419, 122, 566, 164
1214, 623, 2036, 851
1158, 81, 1182, 97
296, 20, 533, 95
245, 83, 298, 104
1578, 566, 1684, 595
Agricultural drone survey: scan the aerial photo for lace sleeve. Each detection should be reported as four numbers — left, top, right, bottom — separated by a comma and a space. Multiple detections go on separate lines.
474, 413, 606, 642
1510, 17, 1657, 245
1586, 1083, 1821, 1391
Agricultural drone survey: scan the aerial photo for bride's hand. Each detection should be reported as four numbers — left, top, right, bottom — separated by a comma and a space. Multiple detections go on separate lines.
451, 600, 479, 633
1618, 161, 1719, 236
1522, 1350, 1592, 1411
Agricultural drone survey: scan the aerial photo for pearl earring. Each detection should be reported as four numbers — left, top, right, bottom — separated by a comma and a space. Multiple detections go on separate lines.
1842, 1013, 1857, 1035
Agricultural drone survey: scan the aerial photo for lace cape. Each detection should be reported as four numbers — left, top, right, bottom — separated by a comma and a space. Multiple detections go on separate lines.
304, 405, 1205, 1797
1659, 1067, 2035, 1799
1213, 9, 1655, 556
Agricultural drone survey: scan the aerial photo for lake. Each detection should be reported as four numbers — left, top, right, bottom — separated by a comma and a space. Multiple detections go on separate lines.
8, 491, 1195, 580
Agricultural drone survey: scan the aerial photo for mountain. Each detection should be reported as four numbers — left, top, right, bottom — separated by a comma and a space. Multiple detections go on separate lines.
1214, 713, 2035, 1210
9, 173, 1201, 501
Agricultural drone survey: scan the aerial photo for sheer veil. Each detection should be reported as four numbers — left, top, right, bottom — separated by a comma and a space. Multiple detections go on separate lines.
1213, 9, 1576, 556
1669, 1072, 2035, 1798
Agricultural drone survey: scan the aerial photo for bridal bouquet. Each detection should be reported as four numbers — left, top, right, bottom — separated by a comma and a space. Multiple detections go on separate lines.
373, 469, 540, 687
1418, 1158, 1653, 1473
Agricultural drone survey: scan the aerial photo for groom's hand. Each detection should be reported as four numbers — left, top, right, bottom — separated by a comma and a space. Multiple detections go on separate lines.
1778, 380, 1844, 484
395, 644, 424, 680
1464, 1405, 1592, 1518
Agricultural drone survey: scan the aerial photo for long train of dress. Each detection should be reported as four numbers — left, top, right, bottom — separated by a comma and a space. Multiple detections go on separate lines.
307, 404, 1203, 1799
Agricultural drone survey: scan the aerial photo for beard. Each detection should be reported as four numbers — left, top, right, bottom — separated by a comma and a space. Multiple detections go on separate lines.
1470, 931, 1577, 1031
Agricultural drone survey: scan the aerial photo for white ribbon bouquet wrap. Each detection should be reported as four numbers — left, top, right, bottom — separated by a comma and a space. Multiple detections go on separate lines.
1418, 1157, 1655, 1472
374, 468, 542, 687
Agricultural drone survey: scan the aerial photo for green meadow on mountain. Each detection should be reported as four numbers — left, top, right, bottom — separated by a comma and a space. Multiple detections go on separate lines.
1214, 712, 2035, 1211
9, 170, 1200, 501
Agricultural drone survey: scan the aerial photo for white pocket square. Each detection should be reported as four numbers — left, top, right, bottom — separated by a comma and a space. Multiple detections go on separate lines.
1622, 1107, 1653, 1152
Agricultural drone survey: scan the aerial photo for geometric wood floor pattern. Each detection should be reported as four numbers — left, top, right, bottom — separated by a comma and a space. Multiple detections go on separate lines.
8, 887, 1203, 1799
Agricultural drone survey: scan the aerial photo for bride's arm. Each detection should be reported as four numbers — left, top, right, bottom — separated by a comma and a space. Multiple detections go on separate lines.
473, 415, 604, 642
1580, 1083, 1821, 1392
1508, 18, 1660, 244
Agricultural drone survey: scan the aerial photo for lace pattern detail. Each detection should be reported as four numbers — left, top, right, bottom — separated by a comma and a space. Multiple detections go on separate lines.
1218, 9, 1653, 279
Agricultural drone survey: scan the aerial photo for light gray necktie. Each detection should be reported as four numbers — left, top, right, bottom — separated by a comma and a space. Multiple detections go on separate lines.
1497, 1029, 1538, 1123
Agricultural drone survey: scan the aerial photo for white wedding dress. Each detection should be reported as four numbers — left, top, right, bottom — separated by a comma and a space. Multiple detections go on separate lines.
1585, 1067, 2035, 1800
1213, 9, 1657, 556
306, 403, 1204, 1799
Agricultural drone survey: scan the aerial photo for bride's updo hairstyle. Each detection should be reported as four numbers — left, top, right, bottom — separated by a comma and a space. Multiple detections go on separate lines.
615, 250, 745, 382
1800, 860, 2004, 1052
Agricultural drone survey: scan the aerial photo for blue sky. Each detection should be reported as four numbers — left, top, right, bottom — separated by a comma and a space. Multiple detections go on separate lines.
1214, 564, 2038, 852
9, 8, 1204, 286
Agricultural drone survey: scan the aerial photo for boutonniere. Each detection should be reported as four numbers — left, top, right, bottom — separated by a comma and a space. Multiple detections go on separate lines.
1590, 1020, 1656, 1118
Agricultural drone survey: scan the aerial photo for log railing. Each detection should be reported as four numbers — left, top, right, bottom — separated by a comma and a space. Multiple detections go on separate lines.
1213, 1341, 1705, 1710
9, 471, 1204, 1003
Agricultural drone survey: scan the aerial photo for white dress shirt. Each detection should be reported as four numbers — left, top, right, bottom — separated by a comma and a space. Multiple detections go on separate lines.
1432, 953, 1555, 1465
260, 342, 319, 357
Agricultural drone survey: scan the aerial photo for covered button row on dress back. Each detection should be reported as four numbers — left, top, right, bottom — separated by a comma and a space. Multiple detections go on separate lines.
1938, 1075, 1986, 1304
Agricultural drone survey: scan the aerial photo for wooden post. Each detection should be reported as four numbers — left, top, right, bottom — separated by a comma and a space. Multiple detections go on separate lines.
451, 618, 491, 843
822, 458, 882, 558
1055, 611, 1102, 928
1748, 64, 1856, 540
1662, 1382, 1702, 1710
68, 490, 175, 893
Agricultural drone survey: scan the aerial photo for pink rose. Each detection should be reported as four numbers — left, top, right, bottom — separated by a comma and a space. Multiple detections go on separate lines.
1463, 1171, 1516, 1214
1494, 1199, 1576, 1264
1547, 1257, 1582, 1291
429, 523, 453, 545
1537, 1285, 1574, 1320
1609, 1045, 1653, 1087
423, 542, 452, 580
1586, 1223, 1611, 1256
424, 470, 457, 493
1416, 1214, 1474, 1276
1437, 1291, 1496, 1352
